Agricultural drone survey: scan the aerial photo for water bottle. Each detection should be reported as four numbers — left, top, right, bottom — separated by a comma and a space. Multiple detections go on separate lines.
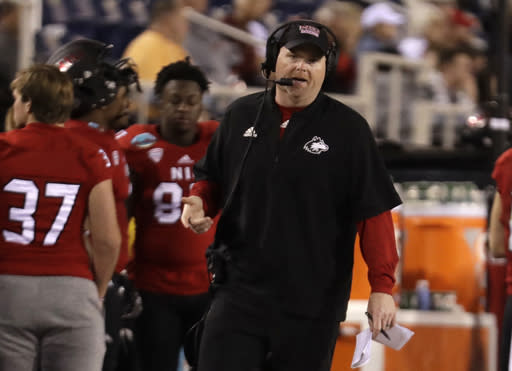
416, 279, 431, 310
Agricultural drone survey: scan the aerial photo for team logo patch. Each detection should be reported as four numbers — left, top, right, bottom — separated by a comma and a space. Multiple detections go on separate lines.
131, 132, 157, 148
148, 147, 164, 163
303, 136, 329, 154
243, 126, 257, 138
299, 25, 320, 37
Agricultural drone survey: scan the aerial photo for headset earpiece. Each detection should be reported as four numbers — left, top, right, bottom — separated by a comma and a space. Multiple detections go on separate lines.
261, 20, 339, 78
261, 25, 286, 78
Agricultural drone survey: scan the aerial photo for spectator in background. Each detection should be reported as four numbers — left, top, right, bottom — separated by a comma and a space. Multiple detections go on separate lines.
0, 64, 120, 371
220, 0, 272, 86
356, 2, 405, 58
399, 2, 448, 64
419, 47, 477, 105
185, 0, 208, 11
0, 1, 19, 131
313, 1, 362, 94
123, 0, 188, 83
417, 47, 478, 146
184, 0, 241, 85
116, 58, 218, 371
448, 8, 482, 49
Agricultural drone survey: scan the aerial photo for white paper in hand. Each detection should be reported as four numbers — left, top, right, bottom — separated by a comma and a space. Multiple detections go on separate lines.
351, 329, 372, 368
374, 324, 415, 350
351, 324, 415, 368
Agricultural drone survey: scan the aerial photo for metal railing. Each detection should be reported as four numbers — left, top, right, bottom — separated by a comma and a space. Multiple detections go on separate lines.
134, 53, 473, 150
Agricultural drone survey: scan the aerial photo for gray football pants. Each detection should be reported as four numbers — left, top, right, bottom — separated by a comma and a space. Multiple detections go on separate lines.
0, 275, 105, 371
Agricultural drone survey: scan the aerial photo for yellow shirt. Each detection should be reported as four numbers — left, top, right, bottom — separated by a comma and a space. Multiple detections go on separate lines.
123, 30, 187, 83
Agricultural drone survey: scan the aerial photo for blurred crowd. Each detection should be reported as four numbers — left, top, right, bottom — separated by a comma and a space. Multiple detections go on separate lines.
0, 0, 504, 136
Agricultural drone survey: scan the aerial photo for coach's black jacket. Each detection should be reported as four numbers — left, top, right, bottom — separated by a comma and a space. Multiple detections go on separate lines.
195, 88, 401, 321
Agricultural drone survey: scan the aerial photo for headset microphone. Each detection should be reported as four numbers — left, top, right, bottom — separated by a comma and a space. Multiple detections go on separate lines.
271, 78, 294, 86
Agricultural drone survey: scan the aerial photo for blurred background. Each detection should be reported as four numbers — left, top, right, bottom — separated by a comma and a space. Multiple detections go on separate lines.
1, 0, 512, 369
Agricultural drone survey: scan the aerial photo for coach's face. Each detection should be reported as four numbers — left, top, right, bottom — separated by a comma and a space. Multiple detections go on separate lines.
274, 45, 326, 107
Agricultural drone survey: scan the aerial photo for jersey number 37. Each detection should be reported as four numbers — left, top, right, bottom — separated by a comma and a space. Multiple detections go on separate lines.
3, 178, 80, 245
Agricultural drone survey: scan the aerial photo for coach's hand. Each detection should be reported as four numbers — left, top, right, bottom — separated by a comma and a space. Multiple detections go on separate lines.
366, 292, 396, 339
181, 196, 213, 234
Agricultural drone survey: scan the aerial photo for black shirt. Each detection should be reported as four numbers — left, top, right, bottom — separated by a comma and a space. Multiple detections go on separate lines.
195, 89, 401, 320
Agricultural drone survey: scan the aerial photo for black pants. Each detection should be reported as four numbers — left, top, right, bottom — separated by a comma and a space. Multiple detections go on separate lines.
500, 295, 512, 371
136, 290, 210, 371
196, 288, 339, 371
102, 276, 140, 371
102, 279, 125, 371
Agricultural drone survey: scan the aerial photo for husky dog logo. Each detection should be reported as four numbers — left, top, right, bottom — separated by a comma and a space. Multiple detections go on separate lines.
303, 136, 329, 154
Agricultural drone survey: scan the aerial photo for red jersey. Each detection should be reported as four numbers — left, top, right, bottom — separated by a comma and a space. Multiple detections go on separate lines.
493, 148, 512, 295
0, 123, 112, 279
65, 120, 131, 273
116, 121, 219, 295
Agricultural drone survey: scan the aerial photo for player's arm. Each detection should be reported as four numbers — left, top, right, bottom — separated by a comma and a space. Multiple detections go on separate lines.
489, 191, 506, 257
88, 179, 121, 298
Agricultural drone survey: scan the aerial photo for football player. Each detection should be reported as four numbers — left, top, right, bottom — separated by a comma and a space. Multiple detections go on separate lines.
48, 39, 141, 371
0, 64, 120, 371
116, 57, 218, 371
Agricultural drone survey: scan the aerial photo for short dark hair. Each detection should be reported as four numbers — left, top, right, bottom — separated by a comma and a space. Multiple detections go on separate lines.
154, 57, 210, 98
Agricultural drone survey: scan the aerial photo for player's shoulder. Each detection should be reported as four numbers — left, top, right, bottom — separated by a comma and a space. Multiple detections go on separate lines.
496, 148, 512, 167
61, 129, 107, 160
198, 120, 219, 139
0, 131, 9, 154
116, 123, 159, 150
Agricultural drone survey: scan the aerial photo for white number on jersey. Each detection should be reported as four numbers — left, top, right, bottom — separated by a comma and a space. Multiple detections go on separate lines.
153, 182, 195, 224
153, 182, 183, 224
98, 148, 112, 168
3, 179, 80, 245
509, 213, 512, 252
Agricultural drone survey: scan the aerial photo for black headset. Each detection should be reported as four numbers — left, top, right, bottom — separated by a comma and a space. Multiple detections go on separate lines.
261, 19, 339, 78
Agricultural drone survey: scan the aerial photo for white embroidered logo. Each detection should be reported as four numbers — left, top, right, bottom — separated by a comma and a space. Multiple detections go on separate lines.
148, 148, 164, 163
299, 25, 320, 37
177, 154, 194, 165
303, 136, 329, 154
243, 127, 258, 138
